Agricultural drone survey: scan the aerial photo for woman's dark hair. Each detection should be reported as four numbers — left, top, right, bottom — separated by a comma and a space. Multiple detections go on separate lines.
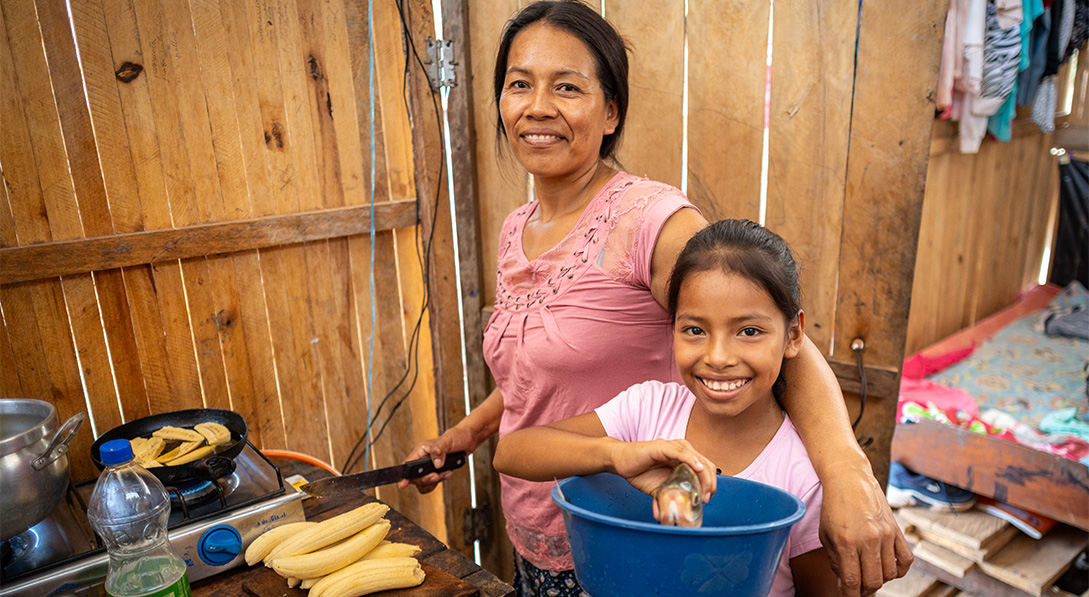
667, 219, 803, 403
493, 0, 630, 161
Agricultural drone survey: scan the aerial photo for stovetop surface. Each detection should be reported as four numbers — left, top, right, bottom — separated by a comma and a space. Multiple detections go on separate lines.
0, 442, 287, 585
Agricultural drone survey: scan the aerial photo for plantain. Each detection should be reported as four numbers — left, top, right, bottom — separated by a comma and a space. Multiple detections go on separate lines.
245, 522, 318, 565
264, 503, 388, 565
132, 436, 165, 464
152, 425, 205, 443
271, 520, 390, 579
307, 557, 425, 597
165, 444, 215, 466
195, 422, 231, 446
156, 439, 205, 464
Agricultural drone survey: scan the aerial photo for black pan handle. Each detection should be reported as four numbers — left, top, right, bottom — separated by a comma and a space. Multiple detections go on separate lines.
189, 456, 236, 481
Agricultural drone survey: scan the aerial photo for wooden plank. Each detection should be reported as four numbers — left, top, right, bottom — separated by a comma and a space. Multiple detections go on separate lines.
400, 0, 461, 549
309, 1, 378, 471
685, 0, 767, 222
875, 566, 942, 597
766, 0, 856, 354
357, 0, 445, 545
340, 0, 394, 477
214, 0, 294, 451
81, 0, 205, 412
0, 308, 21, 397
898, 507, 1013, 551
266, 0, 338, 466
1017, 136, 1056, 290
904, 144, 946, 356
826, 356, 901, 399
0, 202, 415, 284
832, 0, 946, 484
892, 421, 1089, 531
915, 541, 978, 579
64, 0, 175, 413
469, 0, 525, 306
1054, 125, 1089, 153
978, 526, 1088, 597
913, 556, 1041, 597
834, 0, 946, 359
605, 0, 684, 188
3, 0, 126, 442
1, 2, 112, 482
238, 0, 313, 456
292, 0, 366, 474
902, 519, 1021, 563
179, 0, 269, 443
129, 0, 231, 411
442, 0, 510, 577
34, 0, 149, 423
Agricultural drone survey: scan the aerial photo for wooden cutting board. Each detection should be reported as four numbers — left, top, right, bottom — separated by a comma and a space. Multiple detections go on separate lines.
241, 561, 480, 597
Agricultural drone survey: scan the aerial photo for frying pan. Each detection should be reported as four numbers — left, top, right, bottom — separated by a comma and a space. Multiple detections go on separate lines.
91, 408, 247, 484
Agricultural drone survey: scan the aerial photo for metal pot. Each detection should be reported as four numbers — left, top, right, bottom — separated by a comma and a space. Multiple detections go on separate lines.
0, 399, 85, 542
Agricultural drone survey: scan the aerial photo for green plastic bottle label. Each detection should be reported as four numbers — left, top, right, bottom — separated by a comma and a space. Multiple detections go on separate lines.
109, 574, 191, 597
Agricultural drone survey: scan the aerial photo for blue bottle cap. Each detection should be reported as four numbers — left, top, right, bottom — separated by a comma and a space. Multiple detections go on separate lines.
99, 439, 135, 466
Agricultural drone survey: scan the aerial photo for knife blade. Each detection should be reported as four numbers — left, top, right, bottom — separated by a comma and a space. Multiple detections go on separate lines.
300, 451, 467, 498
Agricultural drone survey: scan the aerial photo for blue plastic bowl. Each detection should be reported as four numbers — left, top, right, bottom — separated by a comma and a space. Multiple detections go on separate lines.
553, 473, 805, 596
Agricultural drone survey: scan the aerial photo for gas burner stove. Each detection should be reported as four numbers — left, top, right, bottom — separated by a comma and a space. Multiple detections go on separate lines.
0, 443, 304, 597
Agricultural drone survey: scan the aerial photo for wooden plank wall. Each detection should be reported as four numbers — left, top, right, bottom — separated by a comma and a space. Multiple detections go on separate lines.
0, 0, 446, 535
460, 0, 946, 579
906, 54, 1089, 355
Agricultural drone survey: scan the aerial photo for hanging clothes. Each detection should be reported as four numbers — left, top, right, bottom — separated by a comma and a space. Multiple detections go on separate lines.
988, 0, 1045, 140
1050, 158, 1088, 289
961, 0, 1023, 152
1031, 0, 1075, 132
1063, 0, 1088, 64
1016, 5, 1051, 105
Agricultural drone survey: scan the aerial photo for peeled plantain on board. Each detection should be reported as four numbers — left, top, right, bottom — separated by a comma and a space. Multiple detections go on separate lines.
248, 502, 426, 596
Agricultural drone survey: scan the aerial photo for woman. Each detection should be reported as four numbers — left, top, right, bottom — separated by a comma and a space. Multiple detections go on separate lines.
400, 2, 911, 595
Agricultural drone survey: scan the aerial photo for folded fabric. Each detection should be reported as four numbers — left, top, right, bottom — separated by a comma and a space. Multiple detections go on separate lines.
1044, 309, 1089, 339
1040, 407, 1089, 442
983, 409, 1089, 460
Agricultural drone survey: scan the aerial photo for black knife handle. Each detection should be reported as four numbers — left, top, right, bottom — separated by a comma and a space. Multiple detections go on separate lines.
403, 451, 467, 479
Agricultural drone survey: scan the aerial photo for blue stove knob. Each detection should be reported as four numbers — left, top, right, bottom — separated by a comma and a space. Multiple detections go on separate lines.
198, 524, 242, 566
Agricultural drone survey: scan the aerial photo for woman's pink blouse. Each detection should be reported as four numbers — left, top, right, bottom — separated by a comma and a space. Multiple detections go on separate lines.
483, 171, 697, 570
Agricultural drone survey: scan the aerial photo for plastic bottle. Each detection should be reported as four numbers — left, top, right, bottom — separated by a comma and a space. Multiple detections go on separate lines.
87, 439, 192, 597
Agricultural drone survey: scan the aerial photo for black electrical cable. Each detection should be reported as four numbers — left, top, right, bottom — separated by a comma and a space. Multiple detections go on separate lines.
851, 339, 874, 450
343, 0, 447, 475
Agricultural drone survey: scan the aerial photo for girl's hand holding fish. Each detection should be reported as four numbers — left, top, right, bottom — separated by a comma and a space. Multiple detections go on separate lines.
607, 439, 717, 505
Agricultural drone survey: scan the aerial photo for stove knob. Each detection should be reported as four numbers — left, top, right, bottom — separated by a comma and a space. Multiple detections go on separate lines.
198, 524, 243, 566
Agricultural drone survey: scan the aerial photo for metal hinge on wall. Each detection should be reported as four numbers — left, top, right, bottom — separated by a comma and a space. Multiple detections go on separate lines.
425, 37, 456, 89
463, 502, 492, 546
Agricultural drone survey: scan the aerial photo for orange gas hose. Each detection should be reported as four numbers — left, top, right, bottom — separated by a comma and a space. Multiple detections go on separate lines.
262, 449, 342, 476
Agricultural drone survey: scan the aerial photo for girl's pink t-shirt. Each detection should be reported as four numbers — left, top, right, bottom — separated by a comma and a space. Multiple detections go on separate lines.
483, 172, 697, 571
596, 380, 824, 597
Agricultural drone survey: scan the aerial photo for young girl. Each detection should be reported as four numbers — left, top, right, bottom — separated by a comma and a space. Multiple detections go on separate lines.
494, 219, 840, 596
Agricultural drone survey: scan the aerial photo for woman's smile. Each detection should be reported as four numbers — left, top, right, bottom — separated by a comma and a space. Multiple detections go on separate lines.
521, 130, 566, 146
